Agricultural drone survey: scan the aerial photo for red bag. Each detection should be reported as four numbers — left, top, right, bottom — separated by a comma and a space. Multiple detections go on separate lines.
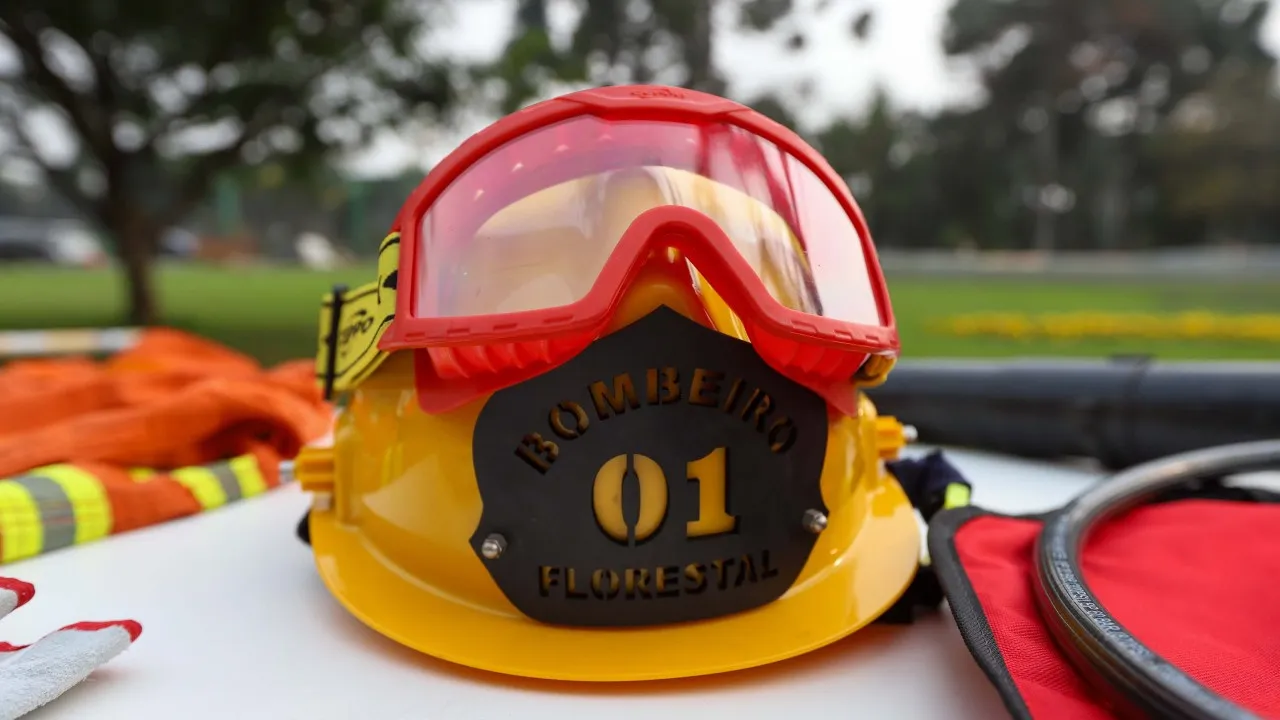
918, 468, 1280, 720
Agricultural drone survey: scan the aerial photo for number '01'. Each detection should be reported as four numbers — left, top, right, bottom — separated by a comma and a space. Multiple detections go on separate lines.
592, 447, 738, 545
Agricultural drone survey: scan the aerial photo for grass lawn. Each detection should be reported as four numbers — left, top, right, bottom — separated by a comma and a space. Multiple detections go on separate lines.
2, 263, 1278, 366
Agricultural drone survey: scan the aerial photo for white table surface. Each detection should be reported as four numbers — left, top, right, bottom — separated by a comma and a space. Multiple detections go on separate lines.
6, 446, 1103, 720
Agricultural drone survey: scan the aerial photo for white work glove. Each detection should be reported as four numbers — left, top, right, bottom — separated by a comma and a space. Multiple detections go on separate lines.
0, 577, 141, 720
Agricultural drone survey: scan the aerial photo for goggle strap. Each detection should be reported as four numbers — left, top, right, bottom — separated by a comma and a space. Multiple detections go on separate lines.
314, 232, 401, 396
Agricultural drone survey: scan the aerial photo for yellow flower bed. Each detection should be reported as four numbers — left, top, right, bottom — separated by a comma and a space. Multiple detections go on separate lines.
933, 311, 1280, 342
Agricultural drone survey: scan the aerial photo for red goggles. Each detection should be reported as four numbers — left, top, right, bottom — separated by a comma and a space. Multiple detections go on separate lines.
379, 85, 899, 416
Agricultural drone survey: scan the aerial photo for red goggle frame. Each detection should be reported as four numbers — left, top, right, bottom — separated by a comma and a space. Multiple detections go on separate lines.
378, 86, 899, 416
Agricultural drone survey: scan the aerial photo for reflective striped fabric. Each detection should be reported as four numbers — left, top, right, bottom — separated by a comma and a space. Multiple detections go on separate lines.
0, 453, 274, 564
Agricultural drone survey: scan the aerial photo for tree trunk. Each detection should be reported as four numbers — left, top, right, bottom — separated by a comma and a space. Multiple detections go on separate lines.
117, 223, 159, 326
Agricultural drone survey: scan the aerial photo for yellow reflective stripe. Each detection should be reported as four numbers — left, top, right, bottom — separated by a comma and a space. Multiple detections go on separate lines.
944, 483, 972, 510
35, 465, 112, 545
138, 456, 269, 510
228, 454, 268, 498
0, 481, 41, 563
171, 467, 228, 510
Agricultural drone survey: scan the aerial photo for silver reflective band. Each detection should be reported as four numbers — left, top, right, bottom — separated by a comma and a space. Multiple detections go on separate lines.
0, 328, 142, 358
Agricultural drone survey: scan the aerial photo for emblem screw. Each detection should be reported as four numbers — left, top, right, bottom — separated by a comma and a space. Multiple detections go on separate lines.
802, 509, 828, 534
480, 533, 508, 560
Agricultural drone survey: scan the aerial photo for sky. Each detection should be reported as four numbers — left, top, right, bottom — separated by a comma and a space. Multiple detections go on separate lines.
2, 0, 1279, 180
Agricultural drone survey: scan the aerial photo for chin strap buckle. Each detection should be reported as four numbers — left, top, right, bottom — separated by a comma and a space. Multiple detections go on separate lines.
887, 449, 973, 523
875, 449, 974, 625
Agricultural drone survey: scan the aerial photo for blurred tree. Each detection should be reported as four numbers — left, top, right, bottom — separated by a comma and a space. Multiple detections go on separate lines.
939, 0, 1276, 249
482, 0, 727, 113
0, 0, 458, 324
484, 0, 852, 112
484, 0, 580, 114
1149, 65, 1280, 245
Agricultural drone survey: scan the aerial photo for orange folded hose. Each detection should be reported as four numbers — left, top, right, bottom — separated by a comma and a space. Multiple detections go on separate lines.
0, 328, 332, 565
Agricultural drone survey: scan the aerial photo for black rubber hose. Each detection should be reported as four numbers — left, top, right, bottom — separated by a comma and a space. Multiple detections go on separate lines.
1033, 439, 1280, 720
863, 358, 1280, 469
